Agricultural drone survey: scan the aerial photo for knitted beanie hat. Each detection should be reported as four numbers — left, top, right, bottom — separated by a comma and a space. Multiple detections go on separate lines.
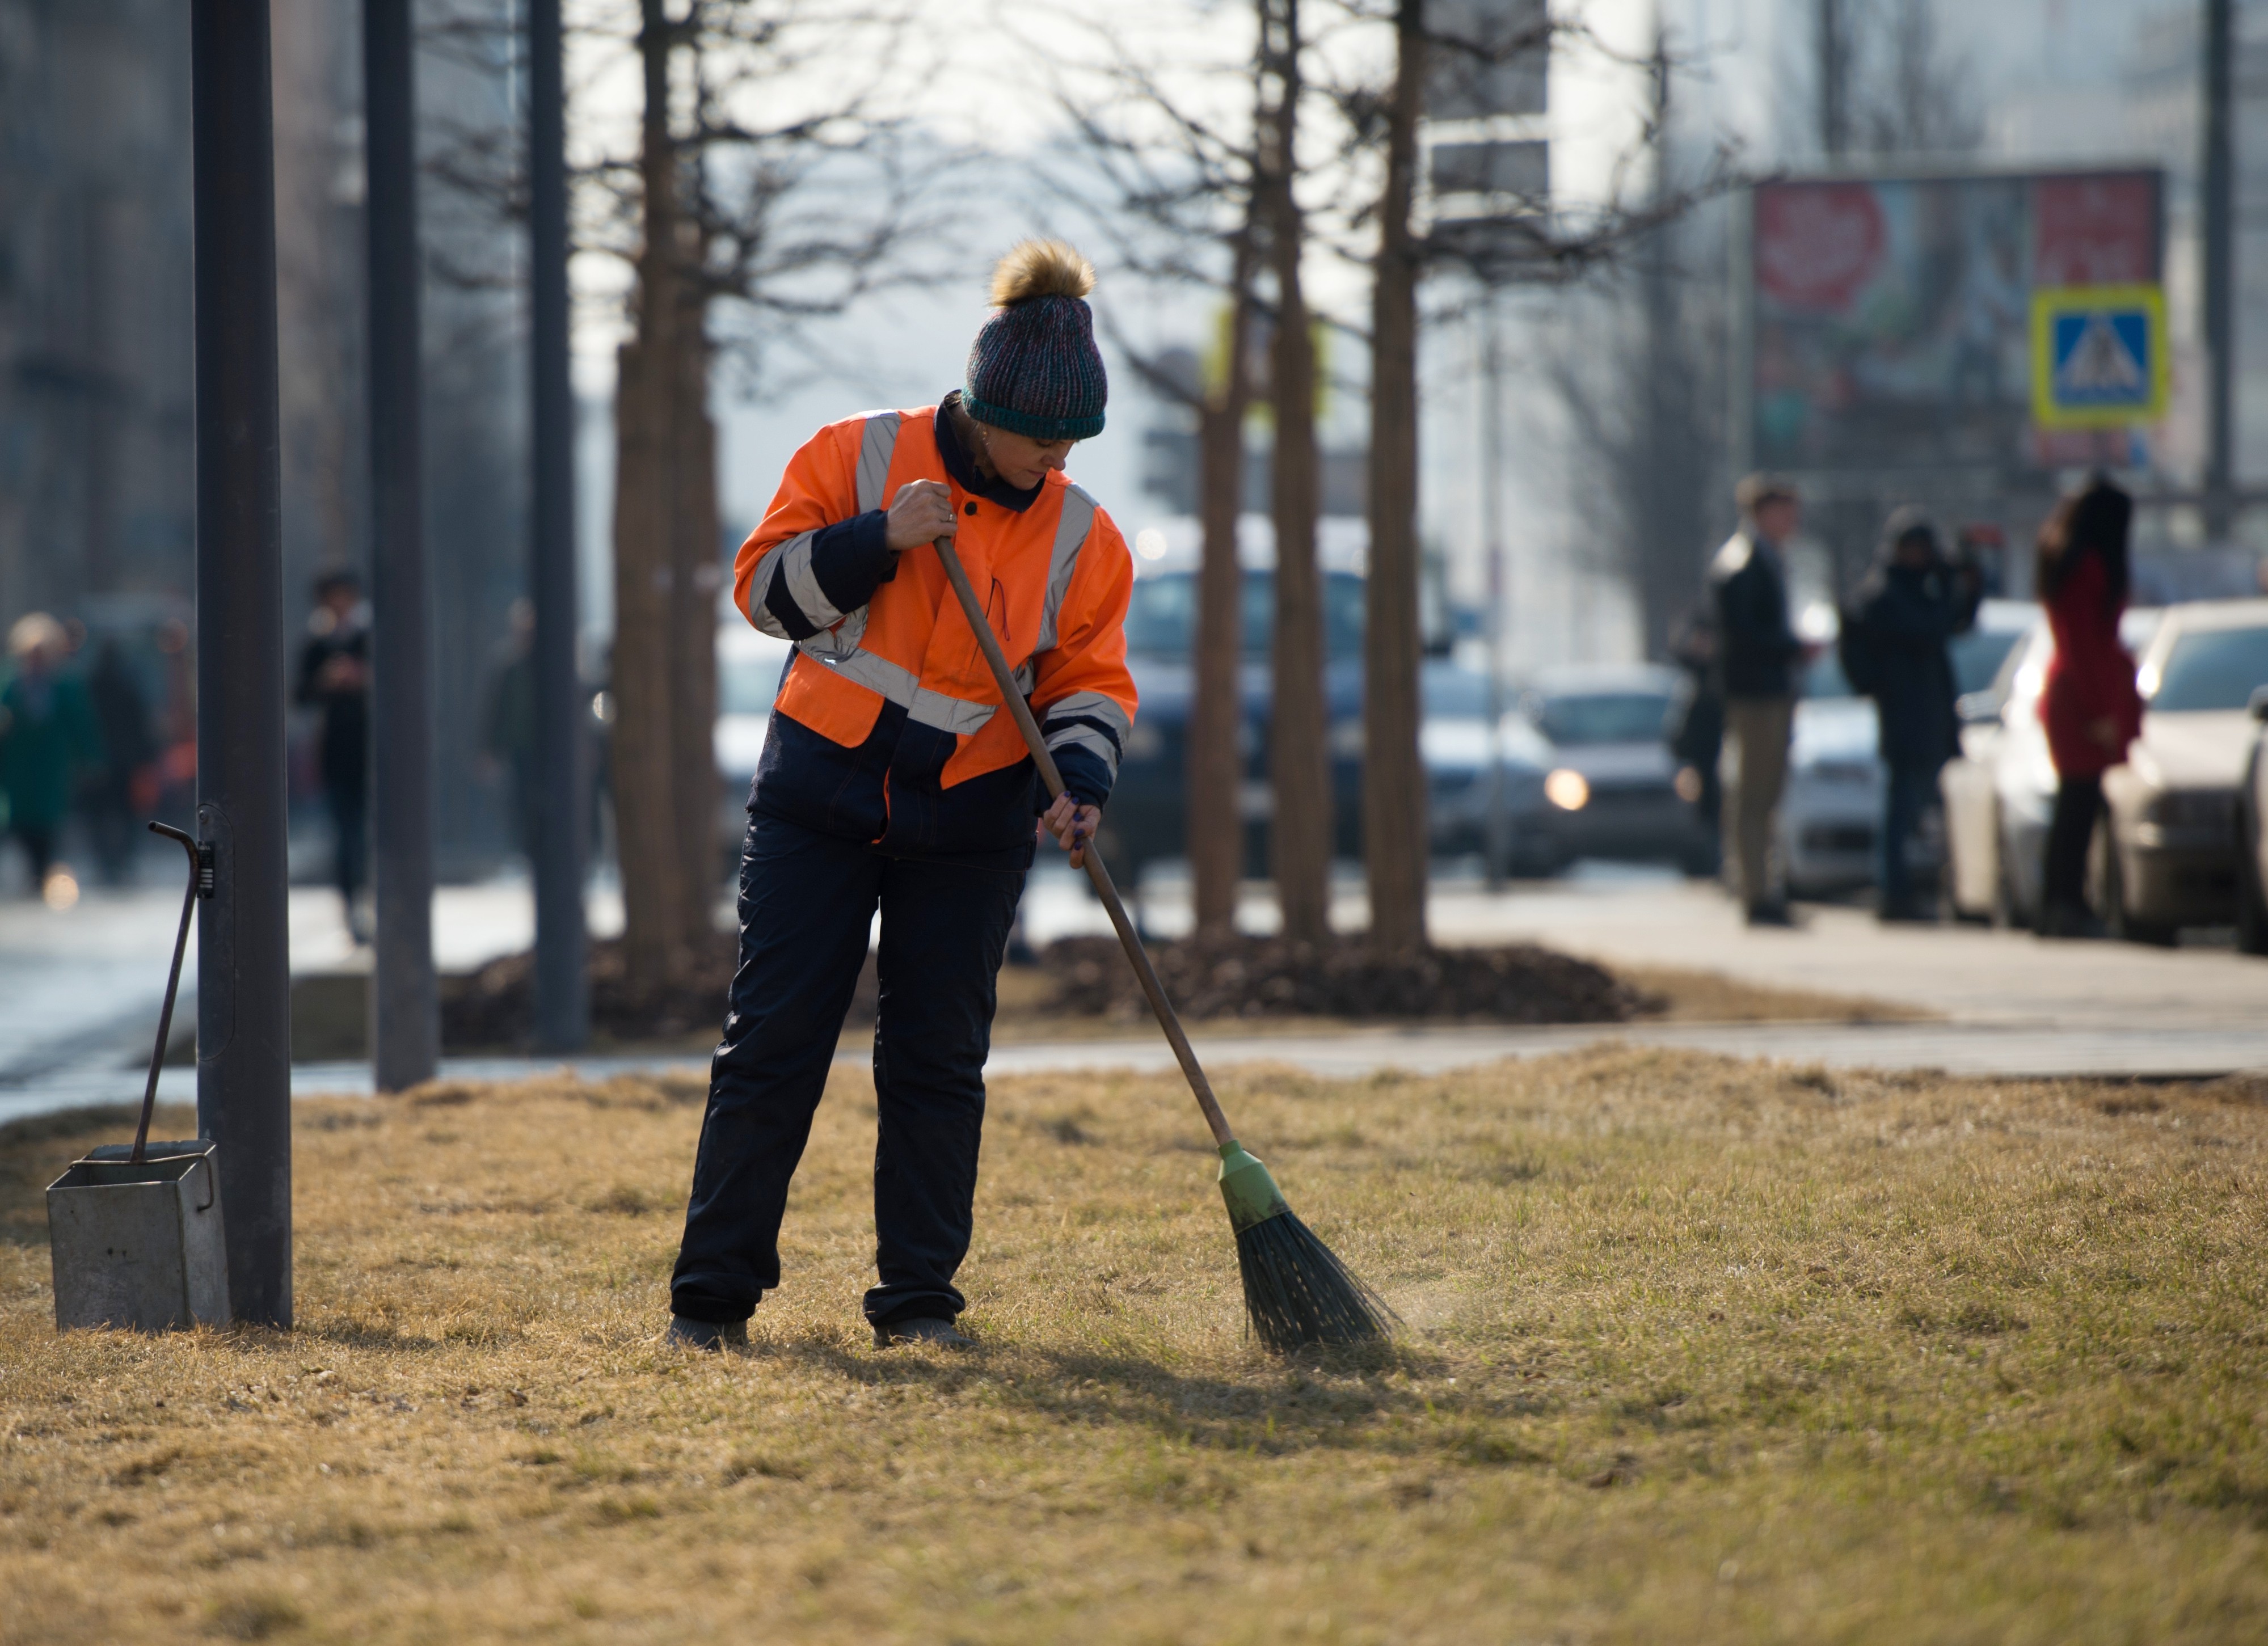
963, 241, 1108, 442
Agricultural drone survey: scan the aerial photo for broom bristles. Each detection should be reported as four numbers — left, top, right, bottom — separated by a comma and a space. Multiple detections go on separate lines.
1234, 1208, 1398, 1352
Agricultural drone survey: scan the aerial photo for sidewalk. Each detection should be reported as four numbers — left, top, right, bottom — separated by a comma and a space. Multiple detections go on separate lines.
8, 866, 2267, 1133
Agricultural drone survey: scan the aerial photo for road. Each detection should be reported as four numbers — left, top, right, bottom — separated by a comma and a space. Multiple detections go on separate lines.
5, 864, 2266, 1129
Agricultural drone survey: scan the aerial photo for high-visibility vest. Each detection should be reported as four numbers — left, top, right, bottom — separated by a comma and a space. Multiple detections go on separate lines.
733, 404, 1137, 795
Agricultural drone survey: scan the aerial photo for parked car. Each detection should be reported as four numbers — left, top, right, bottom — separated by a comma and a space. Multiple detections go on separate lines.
1422, 661, 1557, 872
2237, 685, 2268, 953
1106, 566, 1367, 880
1941, 606, 2161, 926
2094, 598, 2268, 942
1516, 664, 1716, 875
1774, 635, 1879, 897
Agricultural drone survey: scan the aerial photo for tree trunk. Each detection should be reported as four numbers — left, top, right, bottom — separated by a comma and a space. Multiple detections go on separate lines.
666, 281, 719, 956
1363, 0, 1427, 957
612, 333, 683, 986
612, 0, 692, 988
1188, 230, 1261, 939
1263, 0, 1331, 946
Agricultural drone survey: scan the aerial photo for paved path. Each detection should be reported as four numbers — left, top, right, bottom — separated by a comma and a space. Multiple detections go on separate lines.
1418, 872, 2268, 1035
7, 867, 2267, 1132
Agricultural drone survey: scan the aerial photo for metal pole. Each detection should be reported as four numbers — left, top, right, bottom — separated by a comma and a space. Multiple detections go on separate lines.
529, 0, 589, 1049
191, 0, 292, 1326
366, 0, 438, 1091
1481, 289, 1510, 890
1817, 0, 1845, 161
2202, 0, 2236, 541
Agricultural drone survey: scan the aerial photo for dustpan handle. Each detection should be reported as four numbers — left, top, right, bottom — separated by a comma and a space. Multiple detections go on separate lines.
133, 823, 208, 1166
928, 534, 1237, 1149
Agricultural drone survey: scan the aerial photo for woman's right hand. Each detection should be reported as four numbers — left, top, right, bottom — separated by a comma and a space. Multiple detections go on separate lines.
886, 479, 957, 552
2087, 714, 2123, 751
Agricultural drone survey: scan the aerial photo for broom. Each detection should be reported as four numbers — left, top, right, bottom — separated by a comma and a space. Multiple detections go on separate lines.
930, 533, 1396, 1351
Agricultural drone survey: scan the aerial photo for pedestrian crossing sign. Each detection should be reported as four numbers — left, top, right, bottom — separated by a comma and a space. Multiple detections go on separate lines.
2030, 284, 2168, 429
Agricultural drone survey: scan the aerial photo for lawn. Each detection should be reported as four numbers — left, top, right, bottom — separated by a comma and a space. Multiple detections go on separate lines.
1, 1048, 2262, 1644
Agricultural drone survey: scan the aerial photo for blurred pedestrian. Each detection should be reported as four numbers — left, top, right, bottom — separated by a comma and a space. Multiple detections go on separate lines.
85, 638, 158, 885
1844, 507, 1980, 923
2033, 476, 2141, 939
1666, 606, 1723, 875
296, 570, 372, 943
481, 597, 539, 863
1710, 473, 1808, 926
0, 613, 104, 897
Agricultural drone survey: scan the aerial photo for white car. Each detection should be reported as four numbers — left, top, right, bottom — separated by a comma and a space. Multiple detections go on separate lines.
1941, 605, 2162, 926
2237, 685, 2268, 953
2097, 598, 2268, 942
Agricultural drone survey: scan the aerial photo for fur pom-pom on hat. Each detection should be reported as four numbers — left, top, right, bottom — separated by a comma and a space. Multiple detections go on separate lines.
964, 240, 1108, 442
989, 239, 1096, 307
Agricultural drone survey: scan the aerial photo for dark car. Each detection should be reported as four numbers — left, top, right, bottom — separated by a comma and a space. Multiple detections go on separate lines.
1516, 664, 1717, 875
1419, 659, 1558, 873
1103, 567, 1367, 881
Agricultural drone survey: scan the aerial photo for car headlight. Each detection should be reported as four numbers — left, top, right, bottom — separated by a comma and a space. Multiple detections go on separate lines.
1544, 768, 1590, 811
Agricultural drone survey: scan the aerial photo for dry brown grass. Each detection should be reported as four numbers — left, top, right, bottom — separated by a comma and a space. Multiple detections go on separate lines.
2, 1051, 2264, 1644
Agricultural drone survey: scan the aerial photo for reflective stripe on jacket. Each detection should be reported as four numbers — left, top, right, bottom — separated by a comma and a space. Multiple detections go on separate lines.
733, 400, 1137, 864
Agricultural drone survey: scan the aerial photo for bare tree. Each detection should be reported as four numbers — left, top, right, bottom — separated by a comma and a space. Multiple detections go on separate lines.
1036, 13, 1274, 939
1847, 0, 1982, 158
1331, 2, 1726, 943
1358, 0, 1425, 957
608, 0, 714, 985
1538, 32, 1730, 662
1258, 0, 1333, 947
420, 0, 941, 988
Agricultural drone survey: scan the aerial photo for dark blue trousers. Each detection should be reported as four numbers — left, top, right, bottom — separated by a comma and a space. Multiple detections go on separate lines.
669, 812, 1024, 1327
1878, 757, 1939, 911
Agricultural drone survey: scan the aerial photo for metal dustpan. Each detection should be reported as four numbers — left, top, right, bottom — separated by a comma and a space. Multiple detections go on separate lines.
47, 823, 230, 1331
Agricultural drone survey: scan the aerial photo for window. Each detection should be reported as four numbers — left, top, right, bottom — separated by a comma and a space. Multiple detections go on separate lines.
1534, 693, 1672, 746
2149, 624, 2268, 712
1124, 571, 1368, 663
1949, 627, 2024, 697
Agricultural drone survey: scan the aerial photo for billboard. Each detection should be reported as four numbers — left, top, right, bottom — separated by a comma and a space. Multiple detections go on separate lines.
1745, 169, 2163, 475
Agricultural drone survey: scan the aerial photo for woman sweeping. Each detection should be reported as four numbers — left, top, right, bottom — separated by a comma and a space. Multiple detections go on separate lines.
2034, 474, 2143, 939
664, 242, 1137, 1351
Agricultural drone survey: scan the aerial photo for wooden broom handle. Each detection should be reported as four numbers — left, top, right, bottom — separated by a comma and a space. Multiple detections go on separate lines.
929, 535, 1236, 1149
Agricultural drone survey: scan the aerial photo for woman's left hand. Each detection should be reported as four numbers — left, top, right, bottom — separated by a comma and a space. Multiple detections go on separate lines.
1040, 794, 1101, 868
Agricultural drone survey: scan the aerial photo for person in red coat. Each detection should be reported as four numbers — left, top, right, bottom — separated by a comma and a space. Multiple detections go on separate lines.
2034, 475, 2143, 938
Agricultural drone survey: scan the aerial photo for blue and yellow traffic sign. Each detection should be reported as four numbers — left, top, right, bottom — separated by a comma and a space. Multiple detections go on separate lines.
2030, 284, 2169, 429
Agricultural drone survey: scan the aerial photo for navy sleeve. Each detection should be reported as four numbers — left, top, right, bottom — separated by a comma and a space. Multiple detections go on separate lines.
1048, 746, 1116, 812
812, 508, 892, 612
762, 509, 892, 641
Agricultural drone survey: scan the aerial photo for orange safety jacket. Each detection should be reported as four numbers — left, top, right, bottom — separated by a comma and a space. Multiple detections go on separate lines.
733, 396, 1137, 866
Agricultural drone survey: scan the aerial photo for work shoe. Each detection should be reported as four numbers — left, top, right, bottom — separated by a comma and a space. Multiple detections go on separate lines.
661, 1315, 748, 1354
873, 1315, 977, 1350
1744, 900, 1798, 928
2036, 901, 2107, 940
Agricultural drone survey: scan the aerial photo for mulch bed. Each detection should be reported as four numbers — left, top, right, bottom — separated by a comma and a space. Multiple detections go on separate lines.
440, 931, 1649, 1049
1039, 933, 1657, 1024
439, 936, 886, 1052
